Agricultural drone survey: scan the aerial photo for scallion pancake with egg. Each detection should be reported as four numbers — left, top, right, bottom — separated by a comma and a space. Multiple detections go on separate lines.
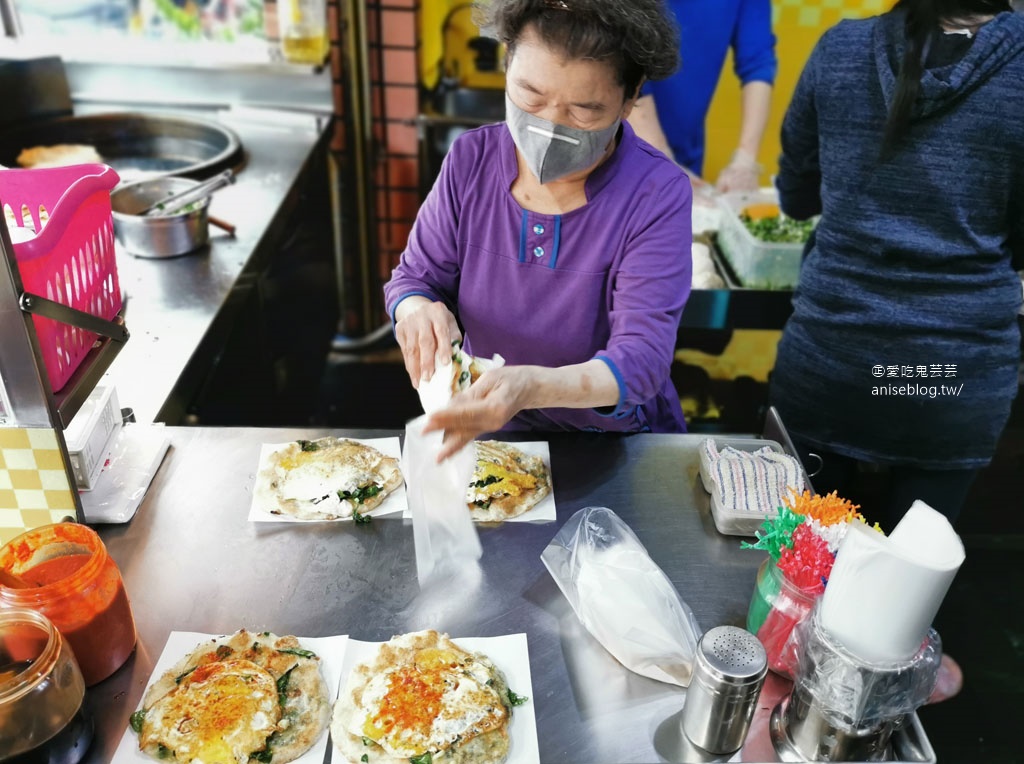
256, 437, 403, 521
132, 630, 330, 764
466, 441, 551, 522
332, 630, 524, 764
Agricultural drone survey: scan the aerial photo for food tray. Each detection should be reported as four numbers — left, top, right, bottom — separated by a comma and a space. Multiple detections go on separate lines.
0, 163, 122, 391
700, 437, 788, 537
715, 190, 804, 290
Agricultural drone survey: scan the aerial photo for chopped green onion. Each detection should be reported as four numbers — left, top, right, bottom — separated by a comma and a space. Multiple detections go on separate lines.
130, 709, 146, 733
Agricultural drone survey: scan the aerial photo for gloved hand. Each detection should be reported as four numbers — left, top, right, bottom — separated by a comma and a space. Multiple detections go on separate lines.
715, 149, 763, 193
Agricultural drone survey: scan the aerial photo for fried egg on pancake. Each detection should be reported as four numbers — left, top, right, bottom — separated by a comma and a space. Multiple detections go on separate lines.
139, 659, 278, 763
256, 437, 403, 520
331, 631, 516, 764
135, 630, 330, 764
466, 442, 551, 522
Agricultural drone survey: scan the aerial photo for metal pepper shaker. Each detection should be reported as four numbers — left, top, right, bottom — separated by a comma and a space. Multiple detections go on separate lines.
680, 625, 768, 754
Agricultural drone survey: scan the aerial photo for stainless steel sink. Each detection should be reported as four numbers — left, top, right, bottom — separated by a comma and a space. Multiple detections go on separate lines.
0, 112, 244, 181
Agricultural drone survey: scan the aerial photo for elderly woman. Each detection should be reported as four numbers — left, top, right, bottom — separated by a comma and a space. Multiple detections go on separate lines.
385, 0, 692, 458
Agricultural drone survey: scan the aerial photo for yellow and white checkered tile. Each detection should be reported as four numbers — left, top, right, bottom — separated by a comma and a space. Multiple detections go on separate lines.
773, 0, 890, 27
0, 428, 76, 546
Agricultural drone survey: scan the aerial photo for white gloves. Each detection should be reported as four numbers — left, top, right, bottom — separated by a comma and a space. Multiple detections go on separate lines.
715, 149, 762, 193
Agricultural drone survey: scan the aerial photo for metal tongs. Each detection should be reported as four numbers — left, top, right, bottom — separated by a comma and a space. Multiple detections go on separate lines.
140, 169, 236, 217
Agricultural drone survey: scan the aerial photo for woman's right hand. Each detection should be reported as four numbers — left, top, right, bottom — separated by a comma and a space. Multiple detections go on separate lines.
393, 297, 462, 387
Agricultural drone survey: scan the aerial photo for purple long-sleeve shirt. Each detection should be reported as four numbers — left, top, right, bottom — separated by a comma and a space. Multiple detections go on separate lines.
385, 120, 692, 433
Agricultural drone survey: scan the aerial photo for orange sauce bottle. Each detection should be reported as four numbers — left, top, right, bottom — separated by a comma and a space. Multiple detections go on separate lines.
0, 523, 137, 686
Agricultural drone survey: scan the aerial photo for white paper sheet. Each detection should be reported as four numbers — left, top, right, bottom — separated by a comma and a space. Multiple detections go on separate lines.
401, 440, 556, 523
248, 437, 407, 522
821, 500, 965, 663
333, 634, 540, 764
111, 631, 348, 764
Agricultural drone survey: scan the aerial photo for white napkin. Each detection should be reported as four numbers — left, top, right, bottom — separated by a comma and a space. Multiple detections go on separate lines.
404, 415, 481, 587
820, 500, 965, 663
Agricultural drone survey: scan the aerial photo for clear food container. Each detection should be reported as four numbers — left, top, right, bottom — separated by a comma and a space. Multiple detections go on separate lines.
699, 438, 789, 536
715, 190, 809, 290
0, 607, 93, 763
746, 557, 821, 678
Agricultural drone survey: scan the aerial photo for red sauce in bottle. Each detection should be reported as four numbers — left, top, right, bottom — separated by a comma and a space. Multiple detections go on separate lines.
0, 523, 137, 686
20, 554, 91, 586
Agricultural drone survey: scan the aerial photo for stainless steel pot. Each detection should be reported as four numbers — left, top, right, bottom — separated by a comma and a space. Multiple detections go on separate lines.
111, 177, 209, 258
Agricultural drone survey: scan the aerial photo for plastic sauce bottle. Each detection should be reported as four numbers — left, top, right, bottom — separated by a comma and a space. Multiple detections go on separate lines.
279, 0, 328, 65
0, 523, 137, 686
0, 607, 93, 763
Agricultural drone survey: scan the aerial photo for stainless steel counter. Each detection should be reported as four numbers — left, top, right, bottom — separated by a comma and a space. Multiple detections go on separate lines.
97, 111, 331, 424
84, 428, 935, 763
82, 430, 755, 763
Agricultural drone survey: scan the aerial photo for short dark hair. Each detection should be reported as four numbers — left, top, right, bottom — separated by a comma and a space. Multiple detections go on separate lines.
476, 0, 680, 100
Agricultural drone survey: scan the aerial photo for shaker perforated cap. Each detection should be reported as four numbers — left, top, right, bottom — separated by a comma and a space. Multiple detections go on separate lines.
695, 625, 767, 687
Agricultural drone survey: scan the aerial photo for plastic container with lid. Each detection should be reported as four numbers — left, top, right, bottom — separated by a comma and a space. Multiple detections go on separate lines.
0, 606, 94, 763
715, 189, 810, 289
0, 523, 137, 686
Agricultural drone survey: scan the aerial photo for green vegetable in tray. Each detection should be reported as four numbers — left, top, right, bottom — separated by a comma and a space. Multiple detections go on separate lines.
740, 212, 816, 244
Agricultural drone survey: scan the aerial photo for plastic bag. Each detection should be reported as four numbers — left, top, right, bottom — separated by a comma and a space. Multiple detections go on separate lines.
540, 506, 701, 686
404, 415, 481, 587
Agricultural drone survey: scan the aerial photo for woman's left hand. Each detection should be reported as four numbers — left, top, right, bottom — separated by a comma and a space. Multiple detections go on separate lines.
422, 366, 534, 460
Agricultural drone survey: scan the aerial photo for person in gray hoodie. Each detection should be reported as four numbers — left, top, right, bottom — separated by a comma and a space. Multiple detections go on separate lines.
769, 0, 1024, 532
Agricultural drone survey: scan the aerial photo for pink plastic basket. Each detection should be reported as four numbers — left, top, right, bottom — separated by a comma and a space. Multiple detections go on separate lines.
1, 163, 121, 392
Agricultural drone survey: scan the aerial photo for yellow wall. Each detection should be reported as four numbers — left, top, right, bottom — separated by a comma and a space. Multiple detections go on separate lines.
704, 0, 895, 184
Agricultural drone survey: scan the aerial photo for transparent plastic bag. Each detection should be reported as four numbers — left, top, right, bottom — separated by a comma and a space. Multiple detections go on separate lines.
540, 506, 701, 686
404, 415, 481, 587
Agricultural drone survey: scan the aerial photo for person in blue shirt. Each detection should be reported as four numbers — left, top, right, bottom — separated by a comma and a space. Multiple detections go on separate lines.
629, 0, 777, 191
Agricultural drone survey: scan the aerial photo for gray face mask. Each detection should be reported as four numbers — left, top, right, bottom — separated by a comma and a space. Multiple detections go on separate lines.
505, 93, 621, 184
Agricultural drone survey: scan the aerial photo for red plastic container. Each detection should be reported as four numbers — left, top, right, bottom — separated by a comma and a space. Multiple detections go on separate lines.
0, 164, 121, 391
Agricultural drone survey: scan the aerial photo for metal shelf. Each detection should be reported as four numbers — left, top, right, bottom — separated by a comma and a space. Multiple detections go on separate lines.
15, 291, 129, 428
51, 313, 127, 429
